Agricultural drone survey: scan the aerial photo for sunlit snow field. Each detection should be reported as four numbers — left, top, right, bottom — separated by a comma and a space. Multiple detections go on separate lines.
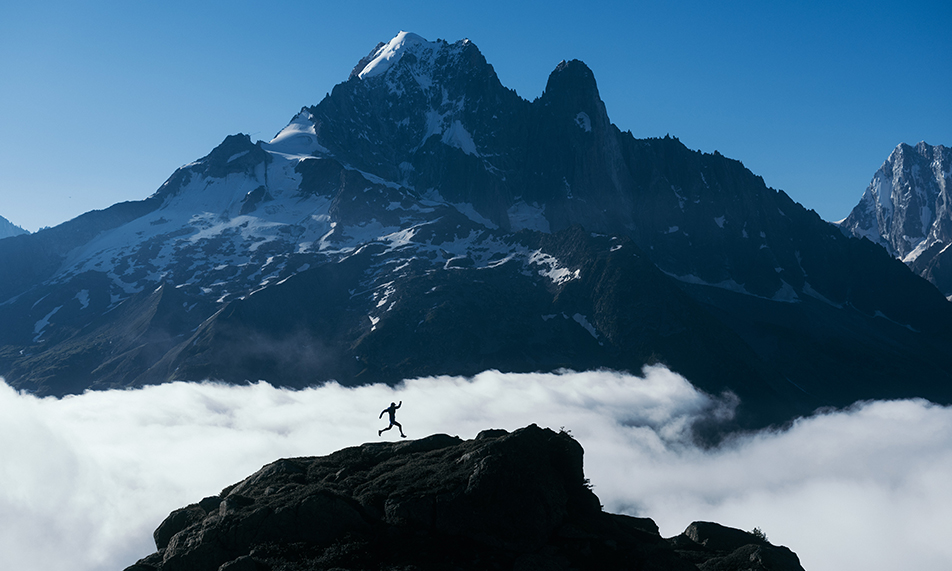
2, 368, 950, 571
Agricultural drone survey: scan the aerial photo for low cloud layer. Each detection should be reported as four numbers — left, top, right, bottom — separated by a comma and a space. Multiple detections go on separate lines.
1, 367, 950, 571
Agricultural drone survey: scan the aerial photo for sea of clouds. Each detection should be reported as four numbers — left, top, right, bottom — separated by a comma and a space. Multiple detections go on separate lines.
2, 367, 951, 571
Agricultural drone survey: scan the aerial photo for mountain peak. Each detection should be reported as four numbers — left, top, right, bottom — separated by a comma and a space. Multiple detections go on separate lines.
353, 31, 435, 79
349, 31, 480, 83
303, 32, 510, 191
552, 58, 594, 76
889, 140, 945, 164
840, 140, 952, 295
539, 58, 606, 135
545, 59, 599, 98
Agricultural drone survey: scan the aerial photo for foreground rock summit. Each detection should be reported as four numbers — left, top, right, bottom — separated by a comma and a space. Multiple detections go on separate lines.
125, 425, 804, 571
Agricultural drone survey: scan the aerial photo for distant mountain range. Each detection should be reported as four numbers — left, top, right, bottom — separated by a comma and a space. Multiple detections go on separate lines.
839, 141, 952, 299
1, 32, 950, 429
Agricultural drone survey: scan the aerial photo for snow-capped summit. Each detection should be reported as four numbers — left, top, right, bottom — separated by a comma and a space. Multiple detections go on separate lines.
840, 142, 950, 259
356, 31, 438, 79
840, 141, 952, 297
350, 31, 476, 83
303, 32, 528, 223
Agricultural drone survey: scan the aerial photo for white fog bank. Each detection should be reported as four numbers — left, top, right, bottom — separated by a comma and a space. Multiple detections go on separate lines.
1, 368, 950, 571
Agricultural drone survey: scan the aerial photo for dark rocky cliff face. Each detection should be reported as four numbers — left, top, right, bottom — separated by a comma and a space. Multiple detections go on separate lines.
124, 425, 804, 571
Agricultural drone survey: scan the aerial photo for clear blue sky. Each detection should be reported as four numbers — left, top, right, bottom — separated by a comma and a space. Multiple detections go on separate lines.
1, 0, 949, 232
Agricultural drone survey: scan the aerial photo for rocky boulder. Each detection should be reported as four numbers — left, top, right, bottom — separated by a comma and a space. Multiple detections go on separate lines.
124, 425, 804, 571
669, 521, 804, 571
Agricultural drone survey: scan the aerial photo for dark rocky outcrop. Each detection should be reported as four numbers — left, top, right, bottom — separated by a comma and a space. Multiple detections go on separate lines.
124, 425, 804, 571
669, 522, 803, 571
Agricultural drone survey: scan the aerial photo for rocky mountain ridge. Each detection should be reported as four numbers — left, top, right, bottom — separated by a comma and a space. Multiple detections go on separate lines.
1, 32, 951, 429
124, 425, 805, 571
839, 141, 952, 298
0, 214, 28, 239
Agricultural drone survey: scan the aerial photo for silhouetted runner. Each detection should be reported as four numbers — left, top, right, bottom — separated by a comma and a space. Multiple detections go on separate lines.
378, 401, 406, 437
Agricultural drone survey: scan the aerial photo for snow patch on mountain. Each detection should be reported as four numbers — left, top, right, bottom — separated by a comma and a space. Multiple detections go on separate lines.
33, 306, 61, 342
329, 220, 400, 253
378, 224, 425, 252
74, 290, 90, 309
773, 281, 799, 302
575, 112, 592, 132
801, 282, 841, 307
417, 110, 478, 156
450, 202, 498, 229
508, 201, 550, 233
529, 251, 580, 285
422, 110, 447, 143
903, 236, 935, 264
441, 120, 478, 156
265, 111, 328, 157
572, 313, 599, 339
668, 272, 800, 303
